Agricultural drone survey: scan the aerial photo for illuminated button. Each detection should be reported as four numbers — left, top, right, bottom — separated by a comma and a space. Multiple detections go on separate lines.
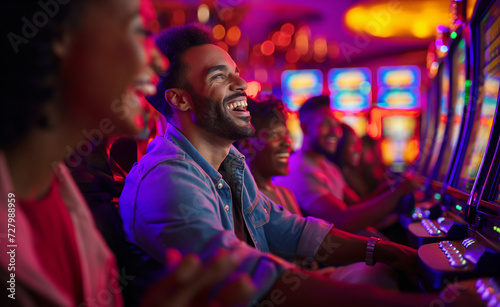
449, 259, 467, 268
224, 205, 230, 211
482, 287, 496, 301
217, 182, 223, 189
476, 279, 485, 290
445, 252, 461, 258
488, 293, 500, 307
439, 241, 452, 249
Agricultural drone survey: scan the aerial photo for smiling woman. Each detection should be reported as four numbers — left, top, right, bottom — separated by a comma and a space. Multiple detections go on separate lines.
0, 1, 256, 307
0, 0, 146, 305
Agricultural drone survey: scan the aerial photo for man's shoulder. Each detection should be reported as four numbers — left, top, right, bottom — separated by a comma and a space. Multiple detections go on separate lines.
132, 135, 197, 176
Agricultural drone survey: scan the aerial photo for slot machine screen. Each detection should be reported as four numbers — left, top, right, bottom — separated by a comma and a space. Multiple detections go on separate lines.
457, 2, 500, 194
417, 76, 440, 173
376, 66, 420, 110
434, 39, 467, 182
381, 116, 417, 169
425, 61, 450, 178
281, 69, 323, 111
328, 67, 371, 111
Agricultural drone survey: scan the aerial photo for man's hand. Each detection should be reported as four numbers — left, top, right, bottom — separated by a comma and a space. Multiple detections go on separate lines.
141, 249, 256, 307
376, 241, 419, 275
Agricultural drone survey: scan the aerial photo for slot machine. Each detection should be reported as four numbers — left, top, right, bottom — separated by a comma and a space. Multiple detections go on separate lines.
280, 69, 323, 150
375, 65, 421, 173
417, 50, 441, 176
406, 23, 473, 246
399, 3, 474, 230
328, 68, 371, 137
418, 1, 500, 299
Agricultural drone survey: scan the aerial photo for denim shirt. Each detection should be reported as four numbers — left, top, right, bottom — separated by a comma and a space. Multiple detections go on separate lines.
120, 125, 332, 301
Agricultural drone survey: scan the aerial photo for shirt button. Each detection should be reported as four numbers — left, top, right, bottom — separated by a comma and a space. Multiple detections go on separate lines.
224, 205, 230, 211
217, 182, 223, 189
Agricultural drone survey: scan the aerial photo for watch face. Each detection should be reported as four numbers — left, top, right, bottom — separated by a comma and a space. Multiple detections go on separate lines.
365, 237, 380, 266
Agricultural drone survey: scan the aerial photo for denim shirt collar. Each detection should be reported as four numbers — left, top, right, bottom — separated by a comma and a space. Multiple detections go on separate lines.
165, 125, 246, 183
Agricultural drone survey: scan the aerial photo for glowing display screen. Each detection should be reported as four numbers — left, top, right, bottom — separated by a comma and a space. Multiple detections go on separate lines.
328, 68, 371, 111
281, 69, 323, 111
425, 61, 450, 177
458, 2, 500, 194
381, 116, 418, 169
435, 39, 467, 182
376, 65, 421, 109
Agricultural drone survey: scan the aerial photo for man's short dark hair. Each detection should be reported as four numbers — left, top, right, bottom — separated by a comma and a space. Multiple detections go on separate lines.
146, 23, 217, 121
248, 97, 287, 134
298, 95, 331, 125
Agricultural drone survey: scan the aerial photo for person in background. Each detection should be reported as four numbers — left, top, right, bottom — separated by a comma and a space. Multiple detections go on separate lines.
0, 0, 254, 306
274, 95, 417, 234
120, 23, 480, 306
360, 134, 391, 194
328, 122, 405, 243
329, 123, 371, 198
236, 97, 302, 216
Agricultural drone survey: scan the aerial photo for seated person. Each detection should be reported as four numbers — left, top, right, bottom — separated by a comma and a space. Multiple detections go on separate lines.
118, 23, 477, 306
360, 134, 391, 194
1, 0, 254, 306
274, 95, 417, 234
235, 97, 301, 216
329, 123, 371, 198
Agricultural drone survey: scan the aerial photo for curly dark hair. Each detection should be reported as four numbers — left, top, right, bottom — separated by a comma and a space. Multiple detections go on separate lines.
146, 23, 217, 121
0, 0, 89, 149
247, 97, 288, 134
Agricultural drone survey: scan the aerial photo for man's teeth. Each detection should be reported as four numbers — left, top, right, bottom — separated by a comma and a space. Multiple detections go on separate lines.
226, 100, 248, 110
276, 153, 290, 158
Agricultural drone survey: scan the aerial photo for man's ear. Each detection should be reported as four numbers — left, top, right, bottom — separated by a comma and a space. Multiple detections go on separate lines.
165, 89, 191, 112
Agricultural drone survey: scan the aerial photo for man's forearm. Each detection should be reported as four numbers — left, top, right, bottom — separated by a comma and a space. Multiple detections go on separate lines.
314, 228, 418, 272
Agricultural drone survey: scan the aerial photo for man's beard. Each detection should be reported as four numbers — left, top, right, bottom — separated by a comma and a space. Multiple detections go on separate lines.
311, 138, 336, 157
186, 86, 255, 141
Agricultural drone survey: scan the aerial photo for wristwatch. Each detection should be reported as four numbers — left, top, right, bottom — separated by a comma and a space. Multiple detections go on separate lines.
365, 237, 381, 266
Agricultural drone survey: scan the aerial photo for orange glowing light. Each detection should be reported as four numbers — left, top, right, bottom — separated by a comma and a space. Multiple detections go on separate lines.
295, 33, 309, 56
313, 37, 328, 58
281, 23, 295, 36
226, 26, 241, 46
344, 0, 449, 39
246, 81, 262, 99
261, 40, 275, 56
217, 41, 228, 52
212, 24, 226, 40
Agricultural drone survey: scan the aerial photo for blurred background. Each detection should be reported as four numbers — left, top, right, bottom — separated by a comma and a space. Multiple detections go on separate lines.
149, 0, 473, 172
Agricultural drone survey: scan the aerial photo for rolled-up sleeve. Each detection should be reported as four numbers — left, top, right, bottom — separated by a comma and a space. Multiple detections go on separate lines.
258, 193, 333, 259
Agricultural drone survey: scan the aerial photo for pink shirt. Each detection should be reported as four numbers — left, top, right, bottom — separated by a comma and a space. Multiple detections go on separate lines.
274, 150, 347, 215
19, 179, 84, 305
